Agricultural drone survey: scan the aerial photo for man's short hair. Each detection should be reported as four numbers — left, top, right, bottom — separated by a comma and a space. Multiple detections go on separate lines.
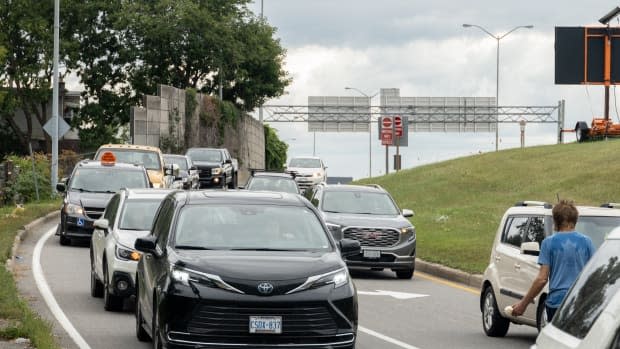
552, 199, 578, 230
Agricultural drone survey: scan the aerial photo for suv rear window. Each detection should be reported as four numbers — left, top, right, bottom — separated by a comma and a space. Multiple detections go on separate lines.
552, 239, 620, 339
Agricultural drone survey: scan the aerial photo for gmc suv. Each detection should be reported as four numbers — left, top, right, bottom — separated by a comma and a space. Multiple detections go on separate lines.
480, 201, 620, 337
306, 183, 416, 279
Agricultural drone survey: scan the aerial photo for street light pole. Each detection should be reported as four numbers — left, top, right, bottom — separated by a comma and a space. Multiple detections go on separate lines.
462, 24, 533, 151
345, 87, 378, 178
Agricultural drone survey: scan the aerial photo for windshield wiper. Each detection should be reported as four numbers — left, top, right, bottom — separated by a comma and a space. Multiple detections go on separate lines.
322, 210, 342, 213
229, 248, 295, 251
70, 187, 95, 193
174, 245, 213, 250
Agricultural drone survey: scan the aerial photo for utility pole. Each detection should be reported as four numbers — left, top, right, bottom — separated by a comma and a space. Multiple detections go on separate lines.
51, 0, 60, 192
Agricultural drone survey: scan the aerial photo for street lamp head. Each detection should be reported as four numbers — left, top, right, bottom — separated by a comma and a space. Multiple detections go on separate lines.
599, 6, 620, 25
462, 24, 472, 28
524, 25, 534, 29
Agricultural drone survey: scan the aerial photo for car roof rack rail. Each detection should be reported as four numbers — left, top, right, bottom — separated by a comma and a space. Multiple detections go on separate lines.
514, 201, 552, 209
600, 202, 620, 208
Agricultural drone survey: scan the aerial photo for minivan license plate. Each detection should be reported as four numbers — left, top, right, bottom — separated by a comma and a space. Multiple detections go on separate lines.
249, 316, 282, 334
363, 249, 381, 259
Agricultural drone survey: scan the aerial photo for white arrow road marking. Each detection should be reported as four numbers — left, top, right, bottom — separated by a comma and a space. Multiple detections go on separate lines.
359, 326, 422, 349
33, 226, 92, 349
358, 290, 429, 300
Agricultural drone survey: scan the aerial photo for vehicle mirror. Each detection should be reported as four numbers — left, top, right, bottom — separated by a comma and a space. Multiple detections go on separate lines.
520, 241, 540, 256
56, 182, 66, 193
339, 239, 361, 257
164, 163, 180, 178
190, 165, 198, 171
402, 209, 414, 218
135, 236, 158, 255
93, 218, 109, 230
225, 159, 233, 164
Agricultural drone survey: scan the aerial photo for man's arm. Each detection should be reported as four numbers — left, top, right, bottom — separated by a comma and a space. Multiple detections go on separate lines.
511, 265, 549, 316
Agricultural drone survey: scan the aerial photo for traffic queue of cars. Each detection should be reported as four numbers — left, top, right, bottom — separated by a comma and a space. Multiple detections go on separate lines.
57, 149, 420, 348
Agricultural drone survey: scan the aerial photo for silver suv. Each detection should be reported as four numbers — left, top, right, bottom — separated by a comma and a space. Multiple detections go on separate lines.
480, 201, 620, 337
306, 183, 416, 279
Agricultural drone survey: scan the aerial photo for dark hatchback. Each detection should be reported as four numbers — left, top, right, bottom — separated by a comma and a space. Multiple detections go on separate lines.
134, 190, 360, 349
56, 158, 150, 245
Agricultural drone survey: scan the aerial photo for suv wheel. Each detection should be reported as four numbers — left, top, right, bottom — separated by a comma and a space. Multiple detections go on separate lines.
482, 286, 510, 337
103, 263, 124, 311
90, 249, 103, 298
396, 268, 414, 279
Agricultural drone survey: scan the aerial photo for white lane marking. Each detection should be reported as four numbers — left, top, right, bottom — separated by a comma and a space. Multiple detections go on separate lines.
358, 290, 428, 300
33, 226, 92, 349
359, 326, 422, 349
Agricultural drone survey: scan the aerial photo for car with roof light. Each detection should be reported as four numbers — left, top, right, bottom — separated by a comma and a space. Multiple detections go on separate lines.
134, 190, 360, 348
242, 170, 300, 194
90, 188, 172, 311
532, 225, 620, 349
306, 183, 416, 279
162, 154, 199, 190
480, 201, 620, 337
286, 156, 327, 193
55, 152, 151, 245
94, 144, 167, 188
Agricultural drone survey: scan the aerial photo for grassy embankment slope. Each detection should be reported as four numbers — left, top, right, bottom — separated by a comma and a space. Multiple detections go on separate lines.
0, 200, 60, 348
356, 141, 620, 274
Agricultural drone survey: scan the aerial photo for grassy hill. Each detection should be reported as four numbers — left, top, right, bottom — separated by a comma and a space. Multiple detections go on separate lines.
355, 140, 620, 274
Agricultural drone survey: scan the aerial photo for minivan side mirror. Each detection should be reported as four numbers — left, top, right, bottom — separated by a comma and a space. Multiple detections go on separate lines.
521, 241, 540, 256
402, 209, 414, 218
135, 236, 159, 256
339, 239, 361, 257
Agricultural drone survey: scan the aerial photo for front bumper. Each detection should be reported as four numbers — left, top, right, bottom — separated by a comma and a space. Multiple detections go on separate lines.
198, 176, 224, 188
59, 213, 96, 239
158, 282, 357, 349
109, 257, 139, 297
345, 242, 416, 271
295, 176, 323, 192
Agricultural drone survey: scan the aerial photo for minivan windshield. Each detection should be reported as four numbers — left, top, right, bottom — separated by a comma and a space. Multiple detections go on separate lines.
69, 168, 148, 192
552, 239, 620, 339
174, 205, 331, 251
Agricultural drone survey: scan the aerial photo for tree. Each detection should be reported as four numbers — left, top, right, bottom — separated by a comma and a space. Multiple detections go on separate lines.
0, 0, 56, 153
264, 124, 287, 171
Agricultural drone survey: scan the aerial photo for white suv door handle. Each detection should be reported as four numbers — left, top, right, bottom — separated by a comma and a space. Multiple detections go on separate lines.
495, 255, 501, 261
514, 263, 521, 269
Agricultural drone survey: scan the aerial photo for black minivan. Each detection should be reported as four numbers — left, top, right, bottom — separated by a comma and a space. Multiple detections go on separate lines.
134, 190, 360, 349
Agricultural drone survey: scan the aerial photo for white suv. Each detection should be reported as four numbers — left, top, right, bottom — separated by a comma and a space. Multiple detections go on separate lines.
90, 188, 171, 311
286, 156, 327, 193
480, 201, 620, 337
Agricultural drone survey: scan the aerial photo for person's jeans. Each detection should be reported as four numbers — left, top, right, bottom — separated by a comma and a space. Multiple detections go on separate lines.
546, 306, 558, 321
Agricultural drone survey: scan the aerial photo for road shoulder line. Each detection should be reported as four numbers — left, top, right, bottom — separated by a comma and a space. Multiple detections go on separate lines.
32, 226, 92, 349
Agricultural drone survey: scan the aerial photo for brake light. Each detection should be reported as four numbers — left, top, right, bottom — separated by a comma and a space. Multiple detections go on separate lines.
101, 151, 116, 166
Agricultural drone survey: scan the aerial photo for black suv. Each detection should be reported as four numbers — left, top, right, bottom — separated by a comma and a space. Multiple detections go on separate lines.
134, 190, 360, 349
306, 184, 416, 279
56, 157, 150, 245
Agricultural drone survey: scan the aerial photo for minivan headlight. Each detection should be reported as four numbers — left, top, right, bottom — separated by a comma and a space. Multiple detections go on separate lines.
64, 203, 83, 216
286, 268, 349, 294
170, 265, 244, 294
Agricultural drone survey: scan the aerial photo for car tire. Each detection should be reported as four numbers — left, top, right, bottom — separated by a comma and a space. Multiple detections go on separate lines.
103, 263, 124, 311
90, 249, 103, 298
575, 121, 590, 142
481, 286, 510, 337
135, 284, 151, 342
228, 172, 237, 189
221, 175, 227, 190
59, 234, 70, 246
396, 268, 414, 279
536, 296, 548, 332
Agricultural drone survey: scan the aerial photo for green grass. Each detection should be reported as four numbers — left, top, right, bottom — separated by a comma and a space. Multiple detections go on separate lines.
356, 140, 620, 274
0, 200, 61, 348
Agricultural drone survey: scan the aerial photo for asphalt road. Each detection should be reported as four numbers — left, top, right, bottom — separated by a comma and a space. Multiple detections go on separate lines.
15, 220, 539, 349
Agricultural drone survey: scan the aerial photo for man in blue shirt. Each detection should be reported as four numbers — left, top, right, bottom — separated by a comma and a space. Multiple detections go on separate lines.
512, 200, 595, 321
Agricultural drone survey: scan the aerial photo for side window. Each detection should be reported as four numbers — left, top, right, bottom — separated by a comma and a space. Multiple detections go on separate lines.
502, 216, 528, 247
103, 194, 121, 227
523, 216, 545, 244
151, 199, 175, 250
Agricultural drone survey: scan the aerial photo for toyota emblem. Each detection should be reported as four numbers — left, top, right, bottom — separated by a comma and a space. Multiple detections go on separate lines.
257, 282, 274, 295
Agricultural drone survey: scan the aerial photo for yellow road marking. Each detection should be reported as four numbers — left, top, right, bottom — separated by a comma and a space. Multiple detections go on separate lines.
416, 271, 480, 295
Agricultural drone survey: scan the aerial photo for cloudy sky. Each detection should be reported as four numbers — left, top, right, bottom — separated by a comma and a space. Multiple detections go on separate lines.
246, 0, 620, 179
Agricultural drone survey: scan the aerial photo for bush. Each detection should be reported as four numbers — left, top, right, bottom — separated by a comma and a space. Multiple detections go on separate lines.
3, 154, 52, 204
